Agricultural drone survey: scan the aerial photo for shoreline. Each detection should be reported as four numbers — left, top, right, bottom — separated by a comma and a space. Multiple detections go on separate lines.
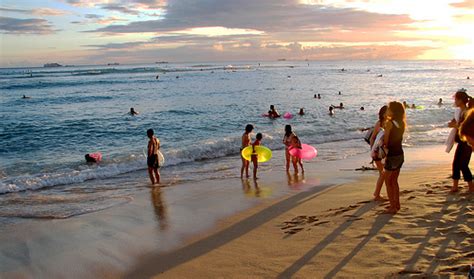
0, 144, 472, 278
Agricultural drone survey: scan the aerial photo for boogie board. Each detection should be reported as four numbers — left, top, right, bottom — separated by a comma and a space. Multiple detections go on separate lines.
241, 146, 272, 163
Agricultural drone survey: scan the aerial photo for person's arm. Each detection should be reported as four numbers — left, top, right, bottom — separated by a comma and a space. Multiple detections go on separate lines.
370, 122, 380, 147
156, 139, 160, 150
383, 121, 393, 153
148, 141, 152, 156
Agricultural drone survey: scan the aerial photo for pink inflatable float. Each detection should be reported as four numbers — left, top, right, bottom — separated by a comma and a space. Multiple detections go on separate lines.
289, 144, 317, 160
85, 152, 102, 163
283, 112, 293, 119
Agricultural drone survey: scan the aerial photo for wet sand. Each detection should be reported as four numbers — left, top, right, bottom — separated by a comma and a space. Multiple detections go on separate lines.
1, 145, 472, 278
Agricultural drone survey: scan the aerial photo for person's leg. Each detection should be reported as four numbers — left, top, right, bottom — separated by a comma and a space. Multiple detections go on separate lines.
148, 167, 155, 184
298, 159, 304, 173
374, 160, 385, 200
285, 149, 290, 171
459, 143, 472, 190
241, 156, 246, 178
154, 169, 160, 184
245, 160, 250, 178
292, 156, 298, 173
451, 144, 462, 192
384, 170, 397, 213
252, 157, 258, 179
393, 169, 401, 210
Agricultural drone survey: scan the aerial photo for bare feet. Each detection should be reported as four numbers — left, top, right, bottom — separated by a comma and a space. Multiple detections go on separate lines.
449, 187, 459, 193
374, 196, 388, 201
382, 207, 398, 214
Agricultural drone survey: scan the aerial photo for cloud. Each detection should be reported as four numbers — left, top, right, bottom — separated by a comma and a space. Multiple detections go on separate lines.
450, 0, 474, 8
71, 15, 127, 25
0, 16, 56, 34
0, 6, 69, 16
85, 13, 103, 19
89, 0, 414, 34
99, 3, 140, 15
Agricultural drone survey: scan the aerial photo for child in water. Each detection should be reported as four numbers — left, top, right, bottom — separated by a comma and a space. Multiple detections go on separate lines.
251, 133, 263, 179
147, 129, 161, 185
241, 124, 254, 178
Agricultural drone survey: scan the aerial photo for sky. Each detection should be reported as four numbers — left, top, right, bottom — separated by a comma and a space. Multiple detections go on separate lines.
0, 0, 472, 67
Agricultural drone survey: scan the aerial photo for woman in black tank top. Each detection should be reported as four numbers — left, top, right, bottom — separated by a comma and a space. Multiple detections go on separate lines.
383, 101, 406, 214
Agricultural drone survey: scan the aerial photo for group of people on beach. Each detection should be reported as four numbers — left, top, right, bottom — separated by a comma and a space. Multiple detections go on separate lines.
367, 89, 473, 214
240, 124, 303, 180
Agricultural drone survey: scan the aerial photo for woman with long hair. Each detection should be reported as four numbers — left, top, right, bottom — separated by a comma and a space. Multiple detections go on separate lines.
383, 101, 406, 214
370, 105, 388, 201
283, 125, 296, 172
448, 89, 473, 193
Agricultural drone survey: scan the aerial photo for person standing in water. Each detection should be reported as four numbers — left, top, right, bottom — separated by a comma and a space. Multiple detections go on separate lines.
329, 106, 334, 116
370, 105, 388, 201
251, 133, 263, 180
448, 89, 473, 193
241, 124, 254, 178
383, 101, 406, 214
130, 107, 139, 115
283, 125, 297, 172
147, 129, 161, 185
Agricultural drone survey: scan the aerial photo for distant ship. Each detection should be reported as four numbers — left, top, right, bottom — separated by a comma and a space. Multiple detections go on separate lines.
107, 63, 120, 66
155, 61, 169, 64
43, 63, 62, 67
277, 58, 286, 61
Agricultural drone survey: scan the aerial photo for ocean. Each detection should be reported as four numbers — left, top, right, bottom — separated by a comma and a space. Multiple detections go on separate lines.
0, 60, 472, 219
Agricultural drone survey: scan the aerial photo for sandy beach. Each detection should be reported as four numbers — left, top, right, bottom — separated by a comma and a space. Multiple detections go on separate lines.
1, 145, 472, 278
128, 164, 473, 278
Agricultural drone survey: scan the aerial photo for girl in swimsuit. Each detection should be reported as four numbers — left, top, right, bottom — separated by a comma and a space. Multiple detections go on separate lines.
251, 133, 263, 180
283, 125, 296, 172
241, 124, 254, 178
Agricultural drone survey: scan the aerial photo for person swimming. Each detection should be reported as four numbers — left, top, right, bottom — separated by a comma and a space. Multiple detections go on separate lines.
377, 74, 383, 77
156, 75, 159, 79
338, 91, 342, 95
329, 106, 334, 116
411, 104, 416, 109
438, 98, 443, 105
269, 105, 281, 118
318, 94, 321, 99
314, 94, 317, 98
403, 101, 408, 109
360, 107, 365, 111
298, 108, 305, 115
129, 107, 139, 115
331, 103, 344, 109
22, 95, 31, 99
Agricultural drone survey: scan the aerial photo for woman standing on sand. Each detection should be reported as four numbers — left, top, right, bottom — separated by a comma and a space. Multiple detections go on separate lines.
383, 101, 406, 214
448, 89, 473, 193
370, 105, 388, 201
283, 125, 296, 172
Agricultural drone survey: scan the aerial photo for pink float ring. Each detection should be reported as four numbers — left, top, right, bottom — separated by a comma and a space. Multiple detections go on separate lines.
89, 152, 102, 162
289, 144, 317, 160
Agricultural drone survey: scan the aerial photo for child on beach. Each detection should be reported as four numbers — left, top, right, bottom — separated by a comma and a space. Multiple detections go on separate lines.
383, 101, 406, 214
370, 105, 388, 201
251, 133, 263, 180
290, 134, 304, 173
147, 129, 161, 185
241, 124, 254, 178
448, 89, 473, 193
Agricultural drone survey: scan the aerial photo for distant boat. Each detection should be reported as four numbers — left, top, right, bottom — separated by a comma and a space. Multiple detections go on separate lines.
43, 63, 62, 68
278, 58, 286, 61
155, 61, 169, 64
107, 63, 120, 66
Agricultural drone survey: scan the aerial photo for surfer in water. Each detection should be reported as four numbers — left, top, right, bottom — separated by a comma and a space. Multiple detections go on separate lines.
147, 129, 161, 185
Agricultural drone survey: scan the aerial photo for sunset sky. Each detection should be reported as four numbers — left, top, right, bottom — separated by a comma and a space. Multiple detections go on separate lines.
0, 0, 472, 67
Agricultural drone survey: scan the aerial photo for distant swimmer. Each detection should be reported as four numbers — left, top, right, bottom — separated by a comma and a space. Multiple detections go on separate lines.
331, 102, 344, 109
129, 107, 139, 115
314, 94, 317, 98
156, 75, 159, 79
377, 74, 383, 77
287, 75, 291, 78
438, 98, 443, 105
411, 104, 416, 109
318, 94, 321, 99
176, 76, 179, 79
403, 101, 408, 109
329, 106, 334, 116
298, 108, 305, 116
338, 91, 342, 95
360, 107, 365, 111
21, 95, 31, 99
269, 105, 281, 118
341, 68, 345, 72
468, 76, 470, 80
85, 152, 102, 163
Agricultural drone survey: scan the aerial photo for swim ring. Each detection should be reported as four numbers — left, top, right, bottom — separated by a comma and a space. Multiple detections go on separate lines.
241, 146, 272, 163
283, 112, 293, 119
289, 144, 317, 160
